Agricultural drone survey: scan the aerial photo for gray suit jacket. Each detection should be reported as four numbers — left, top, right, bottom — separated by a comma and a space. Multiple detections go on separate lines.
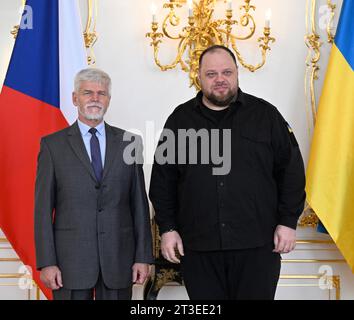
34, 121, 153, 290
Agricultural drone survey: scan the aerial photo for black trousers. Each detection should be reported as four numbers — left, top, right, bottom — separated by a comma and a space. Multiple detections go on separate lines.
181, 243, 281, 300
52, 270, 132, 300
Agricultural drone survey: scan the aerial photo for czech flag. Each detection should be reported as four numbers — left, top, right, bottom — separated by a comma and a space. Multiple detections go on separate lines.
0, 0, 87, 298
306, 0, 354, 272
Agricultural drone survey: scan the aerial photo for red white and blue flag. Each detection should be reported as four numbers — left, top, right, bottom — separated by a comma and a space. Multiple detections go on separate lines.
0, 0, 87, 299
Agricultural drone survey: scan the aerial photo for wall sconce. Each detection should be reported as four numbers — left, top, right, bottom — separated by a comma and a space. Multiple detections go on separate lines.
146, 0, 275, 89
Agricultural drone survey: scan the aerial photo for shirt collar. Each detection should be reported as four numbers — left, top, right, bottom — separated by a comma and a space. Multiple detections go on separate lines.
77, 119, 105, 136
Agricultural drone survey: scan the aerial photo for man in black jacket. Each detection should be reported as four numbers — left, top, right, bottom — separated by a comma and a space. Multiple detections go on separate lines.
149, 45, 306, 300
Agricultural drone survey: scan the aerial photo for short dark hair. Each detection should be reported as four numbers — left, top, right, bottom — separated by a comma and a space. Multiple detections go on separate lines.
199, 45, 238, 69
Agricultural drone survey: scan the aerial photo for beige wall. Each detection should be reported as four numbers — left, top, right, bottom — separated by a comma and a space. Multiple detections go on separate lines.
1, 0, 353, 299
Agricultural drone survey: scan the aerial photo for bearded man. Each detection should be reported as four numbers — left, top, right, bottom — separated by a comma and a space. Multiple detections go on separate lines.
149, 45, 306, 300
34, 68, 153, 300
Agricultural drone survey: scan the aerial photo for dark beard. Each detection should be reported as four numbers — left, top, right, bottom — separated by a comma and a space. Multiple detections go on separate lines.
204, 89, 237, 107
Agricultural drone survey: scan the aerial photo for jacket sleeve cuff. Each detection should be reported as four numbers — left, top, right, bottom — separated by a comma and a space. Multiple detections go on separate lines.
278, 216, 299, 230
158, 224, 178, 235
36, 261, 57, 271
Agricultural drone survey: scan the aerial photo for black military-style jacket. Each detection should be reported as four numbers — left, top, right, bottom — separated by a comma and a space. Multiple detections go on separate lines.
149, 89, 306, 251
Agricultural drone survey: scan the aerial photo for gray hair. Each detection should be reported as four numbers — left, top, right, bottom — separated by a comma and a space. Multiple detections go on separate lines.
74, 67, 112, 96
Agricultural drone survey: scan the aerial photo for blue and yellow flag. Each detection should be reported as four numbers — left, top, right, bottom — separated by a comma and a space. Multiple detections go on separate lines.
306, 0, 354, 272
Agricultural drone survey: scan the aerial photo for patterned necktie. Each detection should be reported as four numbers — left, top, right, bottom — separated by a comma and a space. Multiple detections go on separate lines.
89, 127, 103, 183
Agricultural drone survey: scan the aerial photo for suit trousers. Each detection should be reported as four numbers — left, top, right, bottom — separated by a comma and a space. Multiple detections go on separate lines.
52, 270, 132, 300
181, 242, 281, 300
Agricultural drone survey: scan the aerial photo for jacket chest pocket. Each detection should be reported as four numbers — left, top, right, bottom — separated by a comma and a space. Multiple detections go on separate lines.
240, 125, 271, 145
237, 125, 273, 171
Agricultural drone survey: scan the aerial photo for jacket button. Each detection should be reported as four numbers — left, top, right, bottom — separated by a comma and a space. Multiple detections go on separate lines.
98, 208, 103, 213
221, 223, 226, 227
95, 185, 100, 189
219, 182, 224, 187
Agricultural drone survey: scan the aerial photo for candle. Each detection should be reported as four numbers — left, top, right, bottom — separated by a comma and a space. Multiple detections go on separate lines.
265, 8, 272, 28
227, 0, 232, 10
187, 0, 193, 17
151, 3, 157, 23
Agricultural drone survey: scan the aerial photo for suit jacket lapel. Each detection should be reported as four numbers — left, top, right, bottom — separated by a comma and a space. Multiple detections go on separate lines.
102, 123, 122, 182
67, 121, 97, 182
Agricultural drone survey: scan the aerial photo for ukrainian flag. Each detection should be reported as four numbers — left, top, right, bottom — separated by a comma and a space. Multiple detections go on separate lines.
306, 0, 354, 272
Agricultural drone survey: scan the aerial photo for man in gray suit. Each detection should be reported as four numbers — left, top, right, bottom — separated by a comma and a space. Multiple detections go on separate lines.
34, 68, 153, 300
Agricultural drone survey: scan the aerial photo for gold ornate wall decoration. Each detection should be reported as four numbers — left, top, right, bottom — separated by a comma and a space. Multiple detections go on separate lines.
304, 0, 322, 131
0, 237, 41, 300
10, 0, 26, 39
300, 0, 337, 228
328, 275, 340, 300
0, 274, 41, 300
326, 0, 336, 43
278, 274, 340, 300
84, 0, 98, 65
298, 204, 319, 228
303, 0, 337, 145
10, 26, 20, 39
146, 0, 275, 89
10, 0, 99, 66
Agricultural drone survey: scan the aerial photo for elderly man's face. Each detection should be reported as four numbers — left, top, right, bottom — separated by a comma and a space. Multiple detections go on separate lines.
73, 81, 111, 123
199, 49, 238, 108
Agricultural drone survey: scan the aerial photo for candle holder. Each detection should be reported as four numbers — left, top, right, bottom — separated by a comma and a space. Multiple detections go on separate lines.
146, 0, 275, 89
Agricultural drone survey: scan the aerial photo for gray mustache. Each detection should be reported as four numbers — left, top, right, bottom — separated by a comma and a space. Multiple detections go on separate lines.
86, 104, 103, 109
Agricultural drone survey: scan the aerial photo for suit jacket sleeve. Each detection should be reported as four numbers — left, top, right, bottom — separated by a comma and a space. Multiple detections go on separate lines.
271, 108, 306, 229
130, 136, 154, 264
34, 138, 57, 270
